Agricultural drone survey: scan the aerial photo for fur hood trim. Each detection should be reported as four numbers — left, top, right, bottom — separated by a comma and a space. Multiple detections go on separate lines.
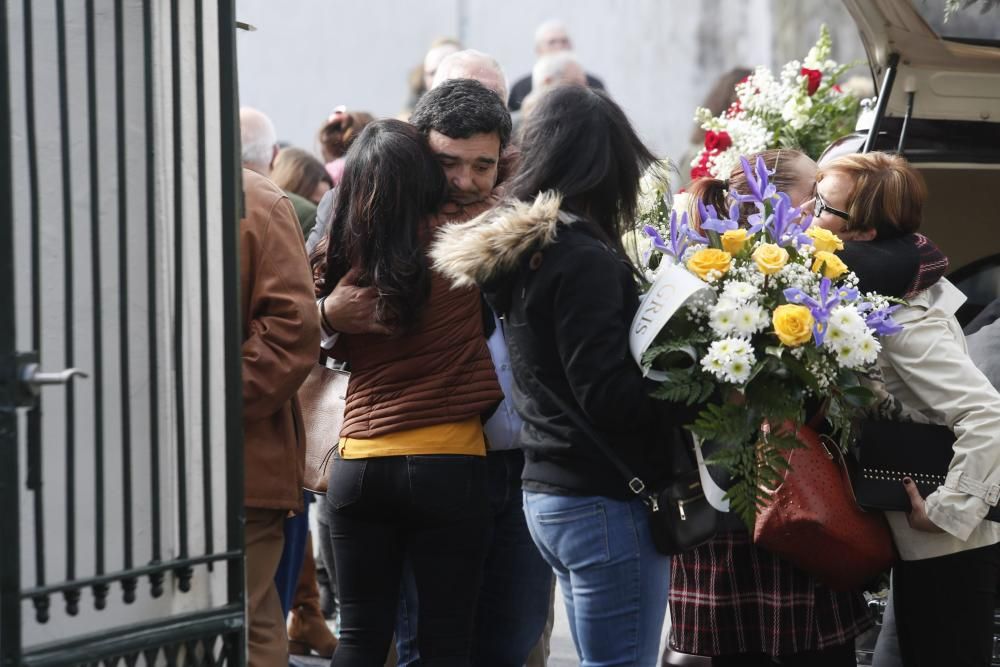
430, 190, 566, 288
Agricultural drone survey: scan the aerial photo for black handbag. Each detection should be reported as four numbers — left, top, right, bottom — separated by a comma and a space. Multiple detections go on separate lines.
531, 380, 718, 555
854, 419, 1000, 521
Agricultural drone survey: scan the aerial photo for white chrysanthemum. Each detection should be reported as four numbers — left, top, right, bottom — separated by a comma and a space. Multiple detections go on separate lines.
831, 329, 880, 369
830, 305, 867, 334
709, 304, 738, 336
722, 281, 757, 303
701, 337, 757, 385
855, 331, 882, 366
724, 355, 754, 384
733, 303, 767, 336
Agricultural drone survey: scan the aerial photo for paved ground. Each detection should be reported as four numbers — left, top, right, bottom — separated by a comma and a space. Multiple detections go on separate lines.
290, 579, 668, 666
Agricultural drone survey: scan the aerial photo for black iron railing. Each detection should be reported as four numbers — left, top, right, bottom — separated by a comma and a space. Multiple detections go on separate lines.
0, 1, 246, 664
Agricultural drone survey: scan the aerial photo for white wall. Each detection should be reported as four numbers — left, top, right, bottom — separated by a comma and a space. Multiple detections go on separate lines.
236, 0, 867, 171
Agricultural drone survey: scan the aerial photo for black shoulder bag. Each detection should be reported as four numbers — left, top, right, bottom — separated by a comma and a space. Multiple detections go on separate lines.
530, 378, 718, 555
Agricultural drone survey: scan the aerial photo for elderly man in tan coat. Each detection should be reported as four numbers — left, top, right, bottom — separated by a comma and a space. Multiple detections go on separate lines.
240, 167, 321, 665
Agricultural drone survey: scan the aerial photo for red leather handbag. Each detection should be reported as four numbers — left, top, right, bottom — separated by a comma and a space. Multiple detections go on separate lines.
754, 423, 897, 591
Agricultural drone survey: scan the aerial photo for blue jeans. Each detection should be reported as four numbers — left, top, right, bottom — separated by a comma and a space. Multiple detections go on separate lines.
523, 491, 670, 667
397, 450, 554, 666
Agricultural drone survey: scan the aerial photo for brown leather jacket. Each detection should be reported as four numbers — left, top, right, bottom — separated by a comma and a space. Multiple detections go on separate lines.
240, 169, 321, 510
333, 206, 502, 439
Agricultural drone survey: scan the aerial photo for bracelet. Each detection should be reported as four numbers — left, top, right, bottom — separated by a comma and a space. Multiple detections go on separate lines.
318, 295, 338, 335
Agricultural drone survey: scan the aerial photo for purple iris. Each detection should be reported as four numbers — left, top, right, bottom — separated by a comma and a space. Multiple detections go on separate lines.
864, 304, 903, 336
698, 200, 740, 235
766, 193, 815, 246
644, 210, 707, 261
783, 278, 847, 345
730, 155, 776, 207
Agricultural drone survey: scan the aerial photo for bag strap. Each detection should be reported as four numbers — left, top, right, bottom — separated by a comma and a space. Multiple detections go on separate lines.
535, 376, 656, 500
499, 318, 654, 502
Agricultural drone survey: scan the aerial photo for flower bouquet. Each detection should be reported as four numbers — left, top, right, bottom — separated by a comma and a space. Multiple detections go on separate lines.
635, 156, 901, 527
690, 25, 860, 180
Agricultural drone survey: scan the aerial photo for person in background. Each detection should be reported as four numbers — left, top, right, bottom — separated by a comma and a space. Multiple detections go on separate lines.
240, 106, 337, 659
320, 119, 502, 666
240, 106, 279, 176
271, 147, 333, 238
272, 147, 333, 205
403, 37, 462, 115
508, 20, 604, 111
239, 167, 320, 666
432, 49, 509, 103
518, 51, 589, 119
318, 107, 375, 187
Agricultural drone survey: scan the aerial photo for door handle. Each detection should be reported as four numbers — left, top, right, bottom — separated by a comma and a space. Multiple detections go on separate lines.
19, 363, 89, 397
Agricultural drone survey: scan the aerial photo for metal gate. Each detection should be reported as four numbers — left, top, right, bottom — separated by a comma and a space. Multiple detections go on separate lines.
0, 0, 245, 664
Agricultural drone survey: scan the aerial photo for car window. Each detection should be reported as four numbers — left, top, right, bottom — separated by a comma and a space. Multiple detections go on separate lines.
914, 0, 1000, 44
952, 254, 1000, 326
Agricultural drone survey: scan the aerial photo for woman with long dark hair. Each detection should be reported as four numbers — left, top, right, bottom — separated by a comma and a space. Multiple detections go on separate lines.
318, 119, 502, 666
432, 85, 688, 666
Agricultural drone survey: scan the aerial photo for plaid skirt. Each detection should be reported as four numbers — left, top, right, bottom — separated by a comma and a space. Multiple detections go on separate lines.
668, 530, 874, 657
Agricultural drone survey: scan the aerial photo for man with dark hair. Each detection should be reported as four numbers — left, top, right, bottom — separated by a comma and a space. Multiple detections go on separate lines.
318, 77, 552, 667
410, 78, 512, 207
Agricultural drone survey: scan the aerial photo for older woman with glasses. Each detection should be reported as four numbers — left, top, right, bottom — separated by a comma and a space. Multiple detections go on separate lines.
814, 152, 1000, 667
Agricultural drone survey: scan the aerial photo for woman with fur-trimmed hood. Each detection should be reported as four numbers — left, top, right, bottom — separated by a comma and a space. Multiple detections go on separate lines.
431, 85, 691, 666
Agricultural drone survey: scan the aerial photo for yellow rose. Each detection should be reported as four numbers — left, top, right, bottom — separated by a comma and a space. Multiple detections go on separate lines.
772, 304, 815, 347
721, 229, 749, 255
806, 227, 845, 253
686, 248, 732, 280
752, 243, 789, 275
812, 251, 848, 279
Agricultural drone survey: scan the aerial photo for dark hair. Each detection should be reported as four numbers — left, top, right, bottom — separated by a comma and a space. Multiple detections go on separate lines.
318, 110, 375, 162
685, 149, 807, 229
410, 78, 512, 150
507, 85, 655, 268
319, 119, 447, 330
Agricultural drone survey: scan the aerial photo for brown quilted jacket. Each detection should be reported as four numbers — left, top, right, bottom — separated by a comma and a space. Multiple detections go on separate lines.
333, 209, 502, 439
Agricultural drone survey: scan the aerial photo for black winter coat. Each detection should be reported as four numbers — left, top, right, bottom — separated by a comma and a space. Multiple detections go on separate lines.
430, 192, 687, 498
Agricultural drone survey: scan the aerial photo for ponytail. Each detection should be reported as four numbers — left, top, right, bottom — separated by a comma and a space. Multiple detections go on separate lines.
685, 177, 729, 232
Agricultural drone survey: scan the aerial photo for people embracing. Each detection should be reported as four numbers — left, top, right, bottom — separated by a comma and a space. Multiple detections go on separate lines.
432, 85, 693, 667
316, 116, 502, 666
668, 149, 876, 667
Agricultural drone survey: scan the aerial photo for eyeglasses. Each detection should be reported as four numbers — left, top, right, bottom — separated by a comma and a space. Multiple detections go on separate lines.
813, 192, 850, 222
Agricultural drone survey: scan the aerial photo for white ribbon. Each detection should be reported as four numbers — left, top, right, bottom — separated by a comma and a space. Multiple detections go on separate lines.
629, 261, 716, 381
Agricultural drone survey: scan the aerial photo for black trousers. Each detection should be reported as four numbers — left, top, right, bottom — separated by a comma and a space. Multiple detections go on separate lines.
325, 454, 490, 667
894, 541, 1000, 667
710, 641, 856, 666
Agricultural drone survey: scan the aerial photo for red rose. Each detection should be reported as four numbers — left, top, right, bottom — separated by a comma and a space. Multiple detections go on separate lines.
800, 67, 822, 96
704, 130, 733, 152
833, 84, 843, 93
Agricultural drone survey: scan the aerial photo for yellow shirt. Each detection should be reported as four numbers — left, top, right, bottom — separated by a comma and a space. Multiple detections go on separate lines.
339, 416, 486, 459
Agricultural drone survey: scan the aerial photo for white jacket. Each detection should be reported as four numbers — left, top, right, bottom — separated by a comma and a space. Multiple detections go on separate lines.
878, 278, 1000, 561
